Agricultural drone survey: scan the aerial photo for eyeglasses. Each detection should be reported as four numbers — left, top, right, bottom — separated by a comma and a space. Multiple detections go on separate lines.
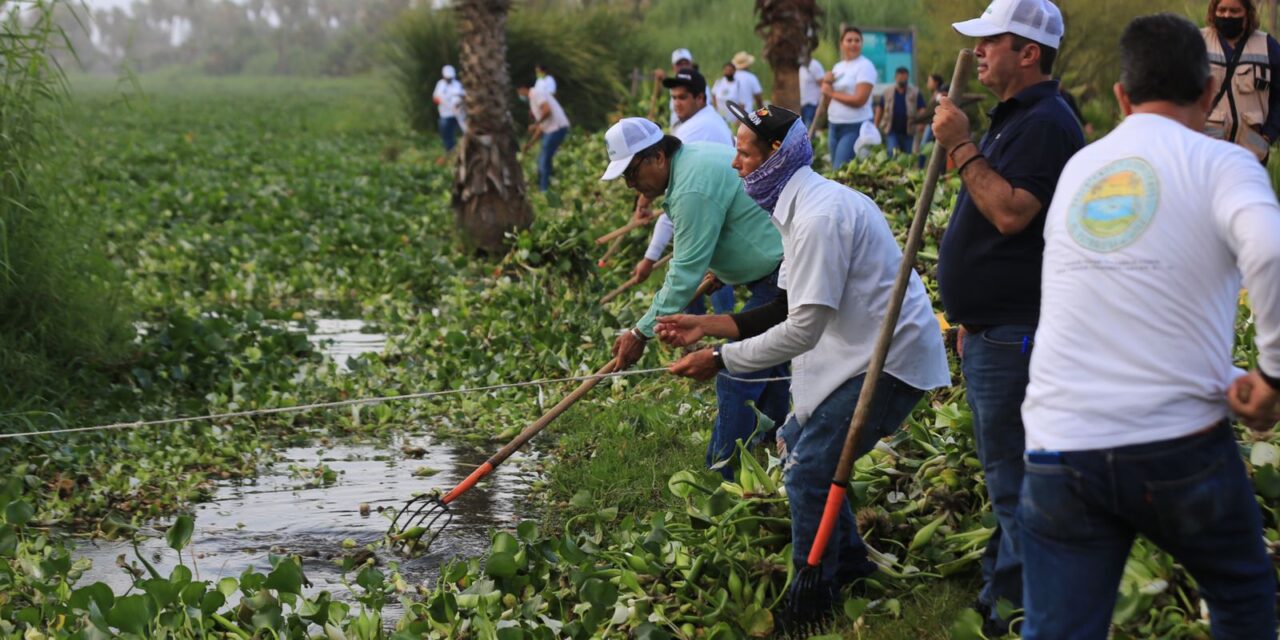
622, 155, 647, 183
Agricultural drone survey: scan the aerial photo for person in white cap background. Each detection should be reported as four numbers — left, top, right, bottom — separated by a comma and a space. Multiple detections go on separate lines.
1019, 13, 1280, 638
600, 117, 789, 480
632, 68, 736, 318
731, 51, 765, 110
432, 65, 465, 158
822, 26, 878, 169
659, 101, 950, 625
929, 0, 1083, 633
665, 48, 713, 126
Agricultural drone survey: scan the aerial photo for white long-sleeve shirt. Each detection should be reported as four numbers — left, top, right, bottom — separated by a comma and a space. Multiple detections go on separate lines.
721, 166, 950, 425
1023, 113, 1280, 451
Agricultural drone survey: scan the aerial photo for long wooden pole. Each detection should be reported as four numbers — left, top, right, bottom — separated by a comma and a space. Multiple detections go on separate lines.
600, 254, 672, 303
808, 93, 831, 139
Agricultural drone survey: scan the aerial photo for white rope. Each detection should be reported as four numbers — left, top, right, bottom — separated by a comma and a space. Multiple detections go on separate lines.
0, 366, 791, 440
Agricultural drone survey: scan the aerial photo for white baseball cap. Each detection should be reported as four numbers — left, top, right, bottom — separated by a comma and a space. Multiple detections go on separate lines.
442, 64, 456, 80
671, 48, 694, 65
600, 118, 664, 181
953, 0, 1064, 49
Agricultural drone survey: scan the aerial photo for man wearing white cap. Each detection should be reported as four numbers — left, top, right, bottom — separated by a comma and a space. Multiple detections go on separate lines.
667, 48, 713, 127
930, 0, 1084, 633
600, 118, 789, 480
432, 65, 466, 154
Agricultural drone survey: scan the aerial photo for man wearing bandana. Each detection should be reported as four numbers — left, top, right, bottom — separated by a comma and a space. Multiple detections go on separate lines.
659, 102, 950, 618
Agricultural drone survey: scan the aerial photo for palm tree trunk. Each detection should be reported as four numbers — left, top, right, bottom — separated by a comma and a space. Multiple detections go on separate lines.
453, 0, 533, 254
756, 0, 820, 113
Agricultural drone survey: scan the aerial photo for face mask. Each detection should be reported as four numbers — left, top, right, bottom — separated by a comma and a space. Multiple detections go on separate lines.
1215, 15, 1246, 39
897, 79, 908, 88
517, 94, 529, 103
724, 73, 735, 81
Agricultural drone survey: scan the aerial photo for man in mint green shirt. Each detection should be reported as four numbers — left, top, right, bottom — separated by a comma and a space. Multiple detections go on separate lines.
599, 117, 788, 477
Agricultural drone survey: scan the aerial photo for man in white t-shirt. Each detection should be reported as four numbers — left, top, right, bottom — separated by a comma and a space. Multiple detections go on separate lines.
660, 103, 950, 624
666, 49, 712, 126
712, 62, 742, 124
731, 51, 764, 110
799, 56, 825, 130
632, 69, 736, 316
517, 82, 570, 192
432, 64, 465, 155
1019, 14, 1280, 639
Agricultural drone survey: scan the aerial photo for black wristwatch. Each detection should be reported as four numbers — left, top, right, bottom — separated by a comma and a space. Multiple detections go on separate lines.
712, 346, 725, 371
1262, 367, 1280, 392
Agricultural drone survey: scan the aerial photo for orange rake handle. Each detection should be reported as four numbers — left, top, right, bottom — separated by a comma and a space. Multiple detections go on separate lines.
807, 483, 847, 566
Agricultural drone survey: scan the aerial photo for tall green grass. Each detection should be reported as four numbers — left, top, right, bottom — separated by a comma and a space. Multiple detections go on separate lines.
0, 0, 130, 412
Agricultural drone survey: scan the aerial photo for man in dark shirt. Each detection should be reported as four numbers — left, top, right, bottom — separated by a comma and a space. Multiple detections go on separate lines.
875, 67, 927, 157
931, 0, 1084, 633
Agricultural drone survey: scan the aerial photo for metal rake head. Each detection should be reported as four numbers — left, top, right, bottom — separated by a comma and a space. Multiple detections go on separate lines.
387, 492, 453, 554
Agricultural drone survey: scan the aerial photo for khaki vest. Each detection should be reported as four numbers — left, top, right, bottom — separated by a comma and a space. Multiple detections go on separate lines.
877, 84, 921, 133
1204, 28, 1271, 131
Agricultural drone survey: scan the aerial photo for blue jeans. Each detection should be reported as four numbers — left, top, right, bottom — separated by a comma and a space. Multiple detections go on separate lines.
885, 131, 913, 157
684, 285, 734, 317
707, 272, 791, 479
1021, 423, 1276, 639
961, 324, 1035, 622
537, 127, 568, 192
781, 372, 925, 604
801, 103, 818, 130
918, 126, 934, 169
440, 116, 460, 151
828, 121, 865, 170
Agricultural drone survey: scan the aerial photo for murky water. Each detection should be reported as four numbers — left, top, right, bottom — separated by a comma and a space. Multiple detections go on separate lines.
74, 433, 537, 611
299, 318, 387, 372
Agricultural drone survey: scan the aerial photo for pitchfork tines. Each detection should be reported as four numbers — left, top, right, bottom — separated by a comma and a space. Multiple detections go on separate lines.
387, 490, 454, 552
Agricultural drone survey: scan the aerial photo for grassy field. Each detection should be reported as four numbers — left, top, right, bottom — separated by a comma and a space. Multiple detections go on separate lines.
0, 74, 1272, 639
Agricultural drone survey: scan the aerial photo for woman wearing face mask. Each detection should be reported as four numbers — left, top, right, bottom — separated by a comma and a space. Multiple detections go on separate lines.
1202, 0, 1280, 160
822, 26, 878, 169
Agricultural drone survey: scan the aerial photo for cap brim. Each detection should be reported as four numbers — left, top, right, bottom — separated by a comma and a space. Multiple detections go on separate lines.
600, 156, 633, 181
952, 17, 1007, 38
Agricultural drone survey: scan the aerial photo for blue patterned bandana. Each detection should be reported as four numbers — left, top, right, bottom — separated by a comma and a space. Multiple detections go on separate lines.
742, 119, 812, 213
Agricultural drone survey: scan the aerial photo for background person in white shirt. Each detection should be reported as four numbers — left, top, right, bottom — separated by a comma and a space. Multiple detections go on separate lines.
711, 62, 742, 124
533, 63, 557, 96
631, 69, 736, 316
1019, 14, 1280, 639
799, 56, 825, 129
665, 48, 711, 126
516, 82, 570, 192
661, 102, 950, 623
431, 64, 465, 154
731, 51, 765, 110
823, 27, 878, 169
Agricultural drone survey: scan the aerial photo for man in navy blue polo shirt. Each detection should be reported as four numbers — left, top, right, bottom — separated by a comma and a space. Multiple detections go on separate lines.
931, 0, 1084, 633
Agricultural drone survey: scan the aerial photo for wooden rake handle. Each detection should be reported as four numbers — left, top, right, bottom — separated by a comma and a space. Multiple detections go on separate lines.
595, 217, 649, 245
807, 48, 975, 567
808, 93, 832, 139
440, 276, 719, 506
600, 254, 672, 304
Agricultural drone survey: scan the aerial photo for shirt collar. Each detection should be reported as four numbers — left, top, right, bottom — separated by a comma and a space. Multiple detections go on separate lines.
988, 79, 1060, 119
772, 165, 814, 225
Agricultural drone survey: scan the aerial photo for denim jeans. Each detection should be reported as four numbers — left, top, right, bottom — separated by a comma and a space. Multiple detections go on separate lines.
828, 121, 865, 170
440, 116, 460, 152
780, 372, 925, 604
801, 103, 818, 130
1021, 423, 1276, 639
961, 324, 1035, 622
707, 271, 791, 479
537, 127, 568, 192
684, 285, 734, 317
885, 131, 913, 157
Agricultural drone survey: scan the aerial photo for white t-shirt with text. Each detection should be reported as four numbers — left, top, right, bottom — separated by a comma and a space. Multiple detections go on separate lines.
827, 57, 877, 124
1023, 113, 1280, 451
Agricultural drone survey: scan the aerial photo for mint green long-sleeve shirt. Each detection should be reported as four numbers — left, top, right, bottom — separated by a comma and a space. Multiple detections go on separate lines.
636, 143, 784, 336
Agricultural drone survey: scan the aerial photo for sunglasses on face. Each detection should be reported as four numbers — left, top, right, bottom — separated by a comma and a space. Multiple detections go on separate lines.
623, 155, 647, 183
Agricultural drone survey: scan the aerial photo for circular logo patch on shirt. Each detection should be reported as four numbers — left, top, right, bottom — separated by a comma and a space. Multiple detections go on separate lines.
1066, 157, 1159, 252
